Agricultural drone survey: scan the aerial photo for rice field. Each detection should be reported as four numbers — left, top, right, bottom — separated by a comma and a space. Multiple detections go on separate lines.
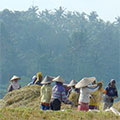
0, 85, 120, 120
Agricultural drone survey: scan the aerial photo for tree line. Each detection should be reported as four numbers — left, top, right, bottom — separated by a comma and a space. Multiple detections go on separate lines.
0, 6, 120, 98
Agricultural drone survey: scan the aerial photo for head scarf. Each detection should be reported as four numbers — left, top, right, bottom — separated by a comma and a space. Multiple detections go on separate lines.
36, 72, 42, 81
108, 79, 116, 87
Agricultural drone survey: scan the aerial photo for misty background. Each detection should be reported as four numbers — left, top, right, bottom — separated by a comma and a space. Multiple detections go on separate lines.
0, 0, 120, 98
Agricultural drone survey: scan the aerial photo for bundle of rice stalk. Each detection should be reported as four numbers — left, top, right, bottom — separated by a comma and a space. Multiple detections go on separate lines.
0, 99, 6, 108
2, 85, 41, 108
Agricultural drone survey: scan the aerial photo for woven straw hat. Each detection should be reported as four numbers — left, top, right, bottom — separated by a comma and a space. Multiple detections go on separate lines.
41, 76, 55, 84
75, 77, 96, 88
10, 75, 21, 81
52, 76, 64, 83
67, 80, 77, 87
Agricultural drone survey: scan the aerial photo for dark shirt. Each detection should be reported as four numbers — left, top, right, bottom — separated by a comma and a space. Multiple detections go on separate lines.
105, 86, 118, 97
35, 80, 42, 86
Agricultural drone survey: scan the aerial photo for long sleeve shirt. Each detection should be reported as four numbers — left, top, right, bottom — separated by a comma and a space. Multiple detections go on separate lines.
105, 86, 118, 97
104, 85, 118, 103
78, 85, 99, 103
8, 83, 21, 92
51, 83, 73, 104
40, 84, 52, 104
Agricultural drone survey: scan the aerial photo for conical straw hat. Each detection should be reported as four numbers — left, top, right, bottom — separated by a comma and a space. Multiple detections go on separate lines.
52, 76, 64, 83
67, 80, 77, 87
10, 75, 21, 81
75, 77, 96, 88
41, 76, 55, 84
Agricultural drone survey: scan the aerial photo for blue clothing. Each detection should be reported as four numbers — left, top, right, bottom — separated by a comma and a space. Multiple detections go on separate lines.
35, 80, 42, 86
105, 86, 118, 98
103, 83, 118, 110
51, 82, 73, 104
104, 85, 118, 104
40, 104, 49, 110
55, 82, 65, 91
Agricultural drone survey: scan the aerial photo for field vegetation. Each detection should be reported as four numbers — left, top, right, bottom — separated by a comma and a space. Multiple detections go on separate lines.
0, 85, 120, 120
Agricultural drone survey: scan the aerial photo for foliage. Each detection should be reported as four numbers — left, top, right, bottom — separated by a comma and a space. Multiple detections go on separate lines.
0, 6, 120, 98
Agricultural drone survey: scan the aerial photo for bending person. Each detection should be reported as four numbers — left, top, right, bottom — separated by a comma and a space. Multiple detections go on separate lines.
50, 76, 74, 110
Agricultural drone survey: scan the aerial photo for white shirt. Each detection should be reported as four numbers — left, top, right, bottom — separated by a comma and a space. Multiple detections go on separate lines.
79, 85, 99, 103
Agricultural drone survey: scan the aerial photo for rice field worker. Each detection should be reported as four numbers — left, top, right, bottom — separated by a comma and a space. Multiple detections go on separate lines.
34, 72, 43, 86
67, 80, 79, 106
103, 79, 118, 110
75, 77, 102, 111
50, 76, 74, 110
63, 83, 70, 95
89, 80, 104, 110
8, 75, 21, 92
27, 75, 37, 85
40, 76, 54, 110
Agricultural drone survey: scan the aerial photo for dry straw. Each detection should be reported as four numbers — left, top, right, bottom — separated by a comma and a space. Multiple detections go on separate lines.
0, 85, 41, 109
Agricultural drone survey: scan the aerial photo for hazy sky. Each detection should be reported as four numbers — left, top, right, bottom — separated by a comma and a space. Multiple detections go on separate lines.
0, 0, 120, 22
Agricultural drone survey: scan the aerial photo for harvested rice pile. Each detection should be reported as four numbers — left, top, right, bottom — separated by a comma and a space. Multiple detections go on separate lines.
1, 84, 119, 111
0, 85, 41, 109
0, 85, 72, 110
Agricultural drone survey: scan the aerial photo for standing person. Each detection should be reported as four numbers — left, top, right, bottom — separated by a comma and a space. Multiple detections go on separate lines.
103, 79, 118, 110
75, 77, 101, 111
67, 80, 79, 106
34, 72, 43, 86
40, 76, 54, 110
89, 80, 104, 110
8, 75, 21, 92
50, 76, 74, 111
